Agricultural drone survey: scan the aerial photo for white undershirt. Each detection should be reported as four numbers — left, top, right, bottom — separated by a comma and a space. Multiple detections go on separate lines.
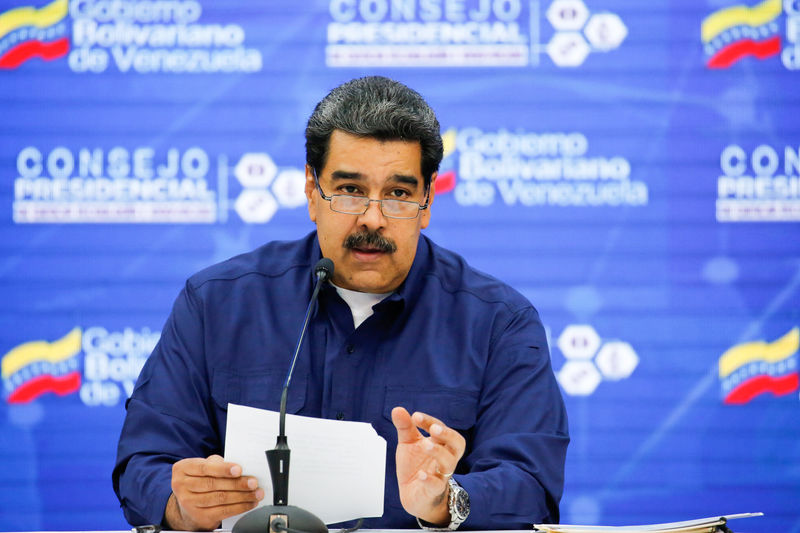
333, 284, 392, 329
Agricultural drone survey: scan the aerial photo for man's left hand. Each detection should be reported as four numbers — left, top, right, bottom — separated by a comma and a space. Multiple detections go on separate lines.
391, 407, 466, 526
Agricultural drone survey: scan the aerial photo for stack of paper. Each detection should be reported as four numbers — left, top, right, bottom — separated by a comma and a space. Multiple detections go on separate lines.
222, 403, 387, 528
534, 512, 764, 533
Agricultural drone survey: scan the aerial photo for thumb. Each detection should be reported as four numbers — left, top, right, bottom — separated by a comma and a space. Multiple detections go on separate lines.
392, 406, 422, 444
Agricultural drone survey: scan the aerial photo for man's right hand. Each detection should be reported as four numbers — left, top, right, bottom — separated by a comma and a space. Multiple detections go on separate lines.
165, 454, 264, 531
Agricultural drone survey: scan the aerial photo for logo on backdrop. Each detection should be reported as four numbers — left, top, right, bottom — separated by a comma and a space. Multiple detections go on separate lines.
553, 324, 639, 396
719, 327, 799, 404
1, 328, 81, 403
0, 0, 263, 73
11, 146, 306, 224
701, 0, 800, 70
231, 153, 307, 224
436, 127, 648, 208
0, 0, 69, 69
2, 326, 158, 406
325, 0, 627, 68
716, 143, 800, 222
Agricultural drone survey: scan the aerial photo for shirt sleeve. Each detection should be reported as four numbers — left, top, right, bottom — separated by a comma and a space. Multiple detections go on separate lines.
455, 306, 569, 530
112, 281, 220, 526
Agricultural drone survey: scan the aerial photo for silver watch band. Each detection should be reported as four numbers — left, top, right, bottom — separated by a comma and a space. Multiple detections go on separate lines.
416, 478, 469, 531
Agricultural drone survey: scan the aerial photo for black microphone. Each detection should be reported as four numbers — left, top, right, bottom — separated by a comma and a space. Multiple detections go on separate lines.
233, 258, 333, 533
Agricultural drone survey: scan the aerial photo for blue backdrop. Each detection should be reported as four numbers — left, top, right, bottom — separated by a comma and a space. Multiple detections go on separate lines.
1, 0, 799, 531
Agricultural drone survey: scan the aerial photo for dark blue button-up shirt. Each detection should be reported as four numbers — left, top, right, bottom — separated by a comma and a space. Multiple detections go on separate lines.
113, 231, 569, 530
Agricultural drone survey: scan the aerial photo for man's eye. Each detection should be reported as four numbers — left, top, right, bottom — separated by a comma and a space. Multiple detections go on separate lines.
389, 189, 411, 199
339, 185, 362, 195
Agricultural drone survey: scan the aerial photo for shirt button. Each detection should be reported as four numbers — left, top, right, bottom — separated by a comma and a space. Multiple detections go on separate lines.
336, 412, 345, 420
346, 344, 355, 354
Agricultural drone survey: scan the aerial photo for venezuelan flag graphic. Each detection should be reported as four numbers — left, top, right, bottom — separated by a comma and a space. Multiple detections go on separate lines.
435, 129, 458, 195
0, 0, 69, 69
701, 0, 783, 69
2, 328, 82, 404
719, 328, 799, 405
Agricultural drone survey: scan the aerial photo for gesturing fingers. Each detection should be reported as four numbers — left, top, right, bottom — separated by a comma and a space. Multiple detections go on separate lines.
411, 411, 466, 459
403, 410, 466, 484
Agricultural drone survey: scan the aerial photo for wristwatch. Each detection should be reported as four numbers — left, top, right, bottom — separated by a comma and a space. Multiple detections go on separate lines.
418, 477, 470, 531
446, 477, 470, 530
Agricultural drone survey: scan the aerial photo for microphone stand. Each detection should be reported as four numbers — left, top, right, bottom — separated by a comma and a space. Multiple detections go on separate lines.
233, 259, 333, 533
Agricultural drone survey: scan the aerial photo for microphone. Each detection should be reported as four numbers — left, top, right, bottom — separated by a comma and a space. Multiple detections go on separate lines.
233, 258, 334, 533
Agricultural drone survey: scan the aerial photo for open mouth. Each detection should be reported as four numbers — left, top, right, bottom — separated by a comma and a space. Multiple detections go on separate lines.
351, 246, 386, 261
353, 245, 383, 253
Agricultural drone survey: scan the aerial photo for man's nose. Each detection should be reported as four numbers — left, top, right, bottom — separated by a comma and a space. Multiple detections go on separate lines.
357, 199, 387, 229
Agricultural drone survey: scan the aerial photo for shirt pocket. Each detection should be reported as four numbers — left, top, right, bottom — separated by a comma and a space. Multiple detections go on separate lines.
211, 369, 307, 414
382, 387, 478, 431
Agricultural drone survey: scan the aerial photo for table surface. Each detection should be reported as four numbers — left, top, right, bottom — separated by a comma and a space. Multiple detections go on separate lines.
0, 528, 760, 533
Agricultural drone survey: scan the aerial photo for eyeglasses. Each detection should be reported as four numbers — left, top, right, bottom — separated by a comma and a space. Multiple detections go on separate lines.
312, 168, 430, 220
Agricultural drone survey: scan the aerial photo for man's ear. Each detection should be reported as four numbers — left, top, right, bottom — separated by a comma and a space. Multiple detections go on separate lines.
305, 165, 317, 223
421, 172, 436, 229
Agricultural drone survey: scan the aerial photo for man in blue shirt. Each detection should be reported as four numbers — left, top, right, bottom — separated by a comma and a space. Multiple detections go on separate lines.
113, 76, 569, 531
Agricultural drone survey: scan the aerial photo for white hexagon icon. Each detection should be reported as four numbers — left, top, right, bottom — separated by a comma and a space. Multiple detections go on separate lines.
584, 13, 628, 51
546, 0, 589, 31
235, 189, 278, 224
272, 169, 308, 208
547, 32, 591, 67
234, 153, 277, 188
557, 361, 602, 396
558, 324, 601, 360
595, 341, 639, 380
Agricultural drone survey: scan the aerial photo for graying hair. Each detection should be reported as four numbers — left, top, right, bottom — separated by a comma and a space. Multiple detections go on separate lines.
305, 76, 443, 189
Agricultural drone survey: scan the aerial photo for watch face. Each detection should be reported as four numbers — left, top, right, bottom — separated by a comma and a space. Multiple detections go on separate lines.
448, 478, 470, 526
452, 486, 470, 520
455, 491, 469, 518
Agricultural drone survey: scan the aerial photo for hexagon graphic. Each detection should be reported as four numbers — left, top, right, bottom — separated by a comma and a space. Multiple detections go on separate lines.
547, 32, 591, 67
235, 189, 278, 224
272, 169, 308, 208
584, 13, 628, 51
546, 0, 589, 31
557, 360, 602, 396
234, 153, 277, 188
558, 324, 601, 360
595, 341, 639, 380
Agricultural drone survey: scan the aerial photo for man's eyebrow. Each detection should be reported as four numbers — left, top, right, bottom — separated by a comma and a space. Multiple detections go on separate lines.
329, 170, 420, 188
330, 170, 364, 181
390, 174, 420, 188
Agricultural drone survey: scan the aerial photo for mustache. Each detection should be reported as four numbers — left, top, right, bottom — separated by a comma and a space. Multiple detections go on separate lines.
343, 231, 397, 253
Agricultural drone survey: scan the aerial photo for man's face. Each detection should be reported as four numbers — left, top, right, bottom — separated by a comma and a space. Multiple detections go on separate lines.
305, 130, 434, 293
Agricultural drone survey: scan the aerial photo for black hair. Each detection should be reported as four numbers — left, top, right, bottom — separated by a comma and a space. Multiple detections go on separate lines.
305, 76, 443, 189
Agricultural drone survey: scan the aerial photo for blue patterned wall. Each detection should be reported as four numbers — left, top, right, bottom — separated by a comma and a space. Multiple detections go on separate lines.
1, 0, 798, 531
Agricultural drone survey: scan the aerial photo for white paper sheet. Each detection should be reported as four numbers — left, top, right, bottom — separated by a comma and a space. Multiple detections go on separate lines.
533, 512, 764, 532
222, 403, 387, 528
